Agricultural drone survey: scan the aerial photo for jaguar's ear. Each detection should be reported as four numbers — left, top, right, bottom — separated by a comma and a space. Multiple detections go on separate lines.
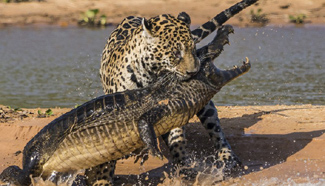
142, 18, 153, 38
177, 12, 191, 26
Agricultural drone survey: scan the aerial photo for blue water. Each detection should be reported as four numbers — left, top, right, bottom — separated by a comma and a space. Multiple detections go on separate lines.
0, 26, 324, 108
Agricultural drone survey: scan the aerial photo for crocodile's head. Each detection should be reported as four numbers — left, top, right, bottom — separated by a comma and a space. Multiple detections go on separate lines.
199, 57, 251, 90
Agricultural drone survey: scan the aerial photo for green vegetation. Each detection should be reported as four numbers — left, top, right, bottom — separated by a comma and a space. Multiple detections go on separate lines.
99, 15, 107, 26
45, 109, 53, 116
250, 8, 269, 26
13, 108, 22, 112
83, 9, 99, 24
3, 106, 22, 112
78, 9, 110, 28
289, 14, 306, 24
37, 109, 53, 117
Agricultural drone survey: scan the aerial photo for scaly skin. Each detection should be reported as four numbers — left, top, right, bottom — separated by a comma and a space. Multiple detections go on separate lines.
0, 42, 251, 186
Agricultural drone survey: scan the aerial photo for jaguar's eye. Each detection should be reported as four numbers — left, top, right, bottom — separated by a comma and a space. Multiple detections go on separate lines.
174, 51, 182, 59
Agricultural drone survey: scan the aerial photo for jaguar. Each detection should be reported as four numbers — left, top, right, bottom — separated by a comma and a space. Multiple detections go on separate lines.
90, 0, 258, 185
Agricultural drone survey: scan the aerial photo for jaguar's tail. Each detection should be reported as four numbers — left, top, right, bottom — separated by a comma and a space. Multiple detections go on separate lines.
192, 0, 258, 43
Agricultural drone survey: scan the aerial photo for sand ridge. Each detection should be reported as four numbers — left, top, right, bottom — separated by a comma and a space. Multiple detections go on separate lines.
0, 0, 325, 27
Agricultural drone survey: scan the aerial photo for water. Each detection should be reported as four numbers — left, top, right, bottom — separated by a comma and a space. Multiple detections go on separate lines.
0, 26, 324, 108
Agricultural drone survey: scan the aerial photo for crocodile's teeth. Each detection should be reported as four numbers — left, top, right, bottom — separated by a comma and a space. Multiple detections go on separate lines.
244, 57, 249, 64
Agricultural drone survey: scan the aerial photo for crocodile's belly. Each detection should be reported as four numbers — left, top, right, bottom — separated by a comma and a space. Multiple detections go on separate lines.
155, 111, 192, 137
42, 119, 142, 175
155, 98, 199, 136
42, 104, 194, 176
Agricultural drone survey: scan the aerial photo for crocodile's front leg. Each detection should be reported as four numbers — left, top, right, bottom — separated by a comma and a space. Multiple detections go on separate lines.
137, 106, 167, 159
138, 120, 163, 159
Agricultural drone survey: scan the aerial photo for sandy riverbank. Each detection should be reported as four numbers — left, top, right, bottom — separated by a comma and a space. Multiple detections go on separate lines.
1, 104, 324, 185
0, 0, 325, 27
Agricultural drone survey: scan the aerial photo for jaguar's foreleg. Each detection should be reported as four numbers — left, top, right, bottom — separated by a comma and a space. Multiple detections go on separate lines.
197, 101, 241, 175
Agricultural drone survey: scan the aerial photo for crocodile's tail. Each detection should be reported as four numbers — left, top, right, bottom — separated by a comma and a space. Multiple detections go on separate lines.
211, 57, 251, 88
192, 0, 258, 43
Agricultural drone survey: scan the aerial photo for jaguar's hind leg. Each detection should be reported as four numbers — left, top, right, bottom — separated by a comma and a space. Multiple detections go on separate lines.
162, 127, 188, 166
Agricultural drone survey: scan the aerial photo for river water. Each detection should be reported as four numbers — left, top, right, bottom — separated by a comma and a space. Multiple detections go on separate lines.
0, 26, 324, 108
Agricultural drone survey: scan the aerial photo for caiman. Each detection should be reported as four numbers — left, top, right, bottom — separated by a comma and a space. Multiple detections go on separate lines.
0, 31, 251, 186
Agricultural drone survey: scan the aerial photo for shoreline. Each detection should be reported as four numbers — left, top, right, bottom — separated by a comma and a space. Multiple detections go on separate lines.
1, 0, 325, 28
1, 104, 324, 184
2, 22, 325, 30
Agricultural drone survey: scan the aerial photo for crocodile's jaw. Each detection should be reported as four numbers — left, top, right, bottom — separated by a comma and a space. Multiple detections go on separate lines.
206, 58, 251, 89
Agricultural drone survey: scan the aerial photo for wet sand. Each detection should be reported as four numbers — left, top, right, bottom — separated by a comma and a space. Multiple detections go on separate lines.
0, 0, 325, 27
1, 105, 324, 185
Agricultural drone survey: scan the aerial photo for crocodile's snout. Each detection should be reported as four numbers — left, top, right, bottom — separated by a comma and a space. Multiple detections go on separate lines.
208, 57, 251, 88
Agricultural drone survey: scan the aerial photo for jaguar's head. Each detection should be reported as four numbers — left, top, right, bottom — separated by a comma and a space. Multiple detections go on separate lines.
141, 12, 200, 80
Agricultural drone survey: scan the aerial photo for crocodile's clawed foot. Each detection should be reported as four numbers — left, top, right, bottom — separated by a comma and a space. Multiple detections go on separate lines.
214, 24, 234, 46
134, 146, 163, 165
134, 148, 149, 165
149, 146, 163, 160
196, 24, 235, 61
219, 24, 235, 34
201, 24, 234, 60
